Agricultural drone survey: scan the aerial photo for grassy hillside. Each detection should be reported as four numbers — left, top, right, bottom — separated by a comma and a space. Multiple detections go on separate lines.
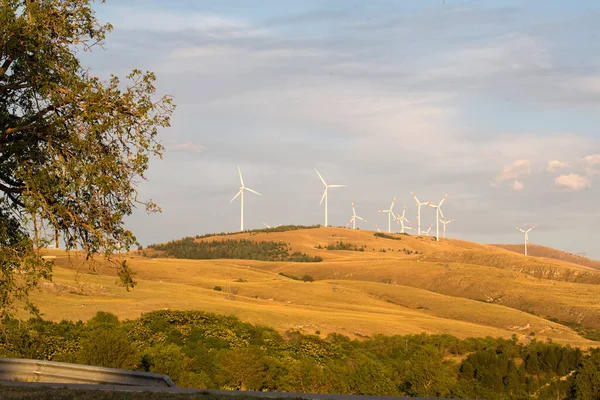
492, 244, 600, 271
31, 227, 600, 347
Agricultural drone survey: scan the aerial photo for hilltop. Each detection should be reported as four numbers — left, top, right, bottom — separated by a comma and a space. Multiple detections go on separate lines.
33, 227, 600, 348
492, 243, 600, 271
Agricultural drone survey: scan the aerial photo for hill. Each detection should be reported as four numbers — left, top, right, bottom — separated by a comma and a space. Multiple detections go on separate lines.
30, 227, 600, 347
492, 243, 600, 271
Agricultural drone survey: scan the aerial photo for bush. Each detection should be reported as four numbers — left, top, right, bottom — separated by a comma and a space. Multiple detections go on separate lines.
213, 286, 223, 291
142, 344, 189, 383
374, 232, 402, 240
325, 241, 365, 251
88, 311, 119, 326
76, 329, 138, 369
301, 275, 314, 282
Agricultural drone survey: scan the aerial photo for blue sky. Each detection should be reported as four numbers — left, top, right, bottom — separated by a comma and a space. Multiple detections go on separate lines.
85, 0, 600, 257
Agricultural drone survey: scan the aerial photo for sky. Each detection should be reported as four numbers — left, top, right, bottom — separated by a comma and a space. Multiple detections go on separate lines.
84, 0, 600, 258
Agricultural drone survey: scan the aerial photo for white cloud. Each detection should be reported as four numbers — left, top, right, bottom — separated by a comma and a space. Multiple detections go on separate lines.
169, 142, 206, 153
495, 160, 531, 183
109, 10, 268, 38
584, 154, 600, 175
554, 174, 590, 190
511, 179, 524, 191
546, 160, 569, 173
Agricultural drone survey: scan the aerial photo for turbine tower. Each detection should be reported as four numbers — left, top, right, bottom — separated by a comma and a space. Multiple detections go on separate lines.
316, 169, 345, 227
410, 191, 430, 235
347, 202, 367, 229
231, 166, 262, 232
516, 225, 536, 256
394, 205, 412, 234
426, 194, 448, 242
378, 197, 397, 233
439, 217, 455, 239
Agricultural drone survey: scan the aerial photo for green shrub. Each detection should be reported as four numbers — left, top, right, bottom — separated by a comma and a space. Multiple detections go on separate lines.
76, 329, 138, 369
141, 344, 189, 383
325, 241, 364, 251
301, 275, 314, 282
88, 311, 119, 326
374, 232, 403, 240
213, 286, 223, 291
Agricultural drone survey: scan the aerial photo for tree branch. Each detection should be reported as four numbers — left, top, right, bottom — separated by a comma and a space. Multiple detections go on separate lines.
0, 181, 24, 194
0, 82, 29, 93
0, 57, 12, 80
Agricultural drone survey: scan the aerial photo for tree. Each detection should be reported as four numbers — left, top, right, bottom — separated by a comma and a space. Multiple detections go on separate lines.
0, 0, 174, 317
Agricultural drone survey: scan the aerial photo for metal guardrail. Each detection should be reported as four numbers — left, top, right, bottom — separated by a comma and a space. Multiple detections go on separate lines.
0, 358, 176, 387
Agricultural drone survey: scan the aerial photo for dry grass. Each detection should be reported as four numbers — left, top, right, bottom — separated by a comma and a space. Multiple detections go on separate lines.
30, 227, 600, 347
492, 244, 600, 271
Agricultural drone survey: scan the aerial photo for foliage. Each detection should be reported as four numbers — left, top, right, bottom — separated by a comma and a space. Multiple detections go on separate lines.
1, 310, 599, 398
278, 272, 314, 282
0, 0, 174, 318
149, 238, 321, 262
77, 328, 139, 370
325, 241, 365, 251
193, 225, 321, 240
374, 232, 405, 240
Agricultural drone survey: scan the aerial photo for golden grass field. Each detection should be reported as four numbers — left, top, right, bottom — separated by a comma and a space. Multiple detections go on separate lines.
31, 227, 600, 348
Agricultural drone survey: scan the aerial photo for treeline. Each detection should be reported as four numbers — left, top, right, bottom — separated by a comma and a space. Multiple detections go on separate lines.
316, 241, 366, 251
194, 225, 321, 240
1, 310, 599, 399
148, 238, 322, 262
374, 232, 408, 240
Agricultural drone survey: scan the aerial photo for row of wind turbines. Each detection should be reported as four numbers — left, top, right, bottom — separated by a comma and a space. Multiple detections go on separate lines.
231, 166, 536, 254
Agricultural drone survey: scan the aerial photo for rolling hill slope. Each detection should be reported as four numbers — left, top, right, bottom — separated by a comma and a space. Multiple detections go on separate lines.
31, 227, 600, 347
492, 243, 600, 271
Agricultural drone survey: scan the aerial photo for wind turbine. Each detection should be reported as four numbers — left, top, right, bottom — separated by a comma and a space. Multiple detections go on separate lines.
315, 169, 345, 227
411, 191, 430, 235
378, 197, 397, 233
516, 225, 536, 256
231, 166, 262, 232
374, 224, 382, 232
394, 205, 412, 234
422, 225, 432, 236
262, 222, 282, 229
426, 194, 448, 242
347, 202, 367, 229
439, 217, 455, 239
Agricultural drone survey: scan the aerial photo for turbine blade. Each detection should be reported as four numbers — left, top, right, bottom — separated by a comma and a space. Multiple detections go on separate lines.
315, 169, 327, 186
527, 226, 535, 233
320, 189, 327, 205
439, 193, 448, 206
237, 166, 244, 187
246, 187, 262, 196
439, 208, 444, 219
230, 189, 242, 202
411, 191, 420, 203
328, 184, 346, 188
